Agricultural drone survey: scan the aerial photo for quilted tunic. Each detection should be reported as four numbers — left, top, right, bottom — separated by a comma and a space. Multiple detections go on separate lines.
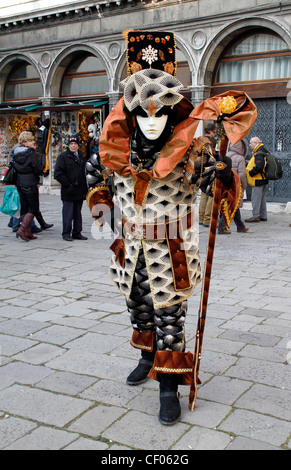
108, 157, 202, 309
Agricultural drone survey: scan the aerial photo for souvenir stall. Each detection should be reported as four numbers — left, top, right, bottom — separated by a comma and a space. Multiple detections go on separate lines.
0, 103, 105, 192
0, 112, 41, 179
50, 108, 102, 181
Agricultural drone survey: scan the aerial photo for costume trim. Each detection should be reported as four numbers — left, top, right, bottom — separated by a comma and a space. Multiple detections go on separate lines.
109, 237, 126, 268
220, 170, 242, 228
166, 222, 191, 291
86, 185, 113, 214
122, 208, 195, 240
86, 185, 109, 204
148, 350, 194, 386
130, 330, 155, 352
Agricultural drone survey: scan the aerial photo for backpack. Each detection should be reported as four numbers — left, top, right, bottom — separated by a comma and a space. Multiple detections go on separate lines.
264, 153, 283, 180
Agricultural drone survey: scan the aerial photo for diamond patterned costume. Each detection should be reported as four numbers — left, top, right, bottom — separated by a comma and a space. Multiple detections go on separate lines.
86, 55, 256, 423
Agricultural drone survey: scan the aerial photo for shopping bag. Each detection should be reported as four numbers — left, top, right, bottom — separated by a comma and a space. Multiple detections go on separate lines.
2, 161, 17, 185
0, 186, 20, 216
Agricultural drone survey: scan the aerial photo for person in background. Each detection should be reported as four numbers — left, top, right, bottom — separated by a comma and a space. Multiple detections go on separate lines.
13, 131, 45, 241
199, 123, 217, 227
54, 134, 88, 241
8, 134, 53, 234
87, 123, 100, 160
245, 136, 268, 223
218, 139, 249, 234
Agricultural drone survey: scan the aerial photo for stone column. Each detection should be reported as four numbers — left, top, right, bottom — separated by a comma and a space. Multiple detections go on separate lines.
107, 92, 122, 111
189, 85, 212, 108
188, 86, 212, 137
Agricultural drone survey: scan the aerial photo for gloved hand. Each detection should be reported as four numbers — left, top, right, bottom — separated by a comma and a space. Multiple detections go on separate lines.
215, 155, 232, 188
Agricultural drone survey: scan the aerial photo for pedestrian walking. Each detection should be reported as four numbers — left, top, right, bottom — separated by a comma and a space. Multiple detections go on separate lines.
9, 136, 53, 234
12, 131, 45, 241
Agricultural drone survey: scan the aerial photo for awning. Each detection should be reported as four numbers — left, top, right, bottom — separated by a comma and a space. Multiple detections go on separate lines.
0, 99, 108, 114
78, 99, 109, 108
0, 104, 39, 114
42, 99, 109, 111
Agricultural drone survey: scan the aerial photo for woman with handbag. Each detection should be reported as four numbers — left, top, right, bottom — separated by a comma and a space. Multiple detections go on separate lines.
12, 131, 45, 241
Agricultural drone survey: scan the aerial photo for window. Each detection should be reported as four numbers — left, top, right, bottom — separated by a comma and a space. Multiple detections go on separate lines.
5, 62, 42, 101
216, 33, 291, 83
61, 55, 109, 97
213, 31, 291, 98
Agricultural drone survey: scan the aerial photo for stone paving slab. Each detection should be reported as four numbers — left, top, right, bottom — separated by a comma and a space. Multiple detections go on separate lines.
0, 384, 93, 427
5, 426, 79, 450
0, 194, 290, 450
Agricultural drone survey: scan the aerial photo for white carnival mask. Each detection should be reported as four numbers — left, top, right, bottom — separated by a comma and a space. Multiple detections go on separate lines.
88, 123, 97, 139
136, 110, 168, 140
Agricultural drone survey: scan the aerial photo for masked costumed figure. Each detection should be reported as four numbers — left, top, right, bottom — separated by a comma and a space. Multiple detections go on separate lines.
86, 31, 257, 425
87, 123, 99, 158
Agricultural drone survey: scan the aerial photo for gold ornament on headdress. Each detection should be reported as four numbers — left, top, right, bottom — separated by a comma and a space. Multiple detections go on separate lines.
219, 96, 237, 114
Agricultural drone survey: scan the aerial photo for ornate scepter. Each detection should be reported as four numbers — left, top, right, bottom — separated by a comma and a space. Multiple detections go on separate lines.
189, 96, 237, 411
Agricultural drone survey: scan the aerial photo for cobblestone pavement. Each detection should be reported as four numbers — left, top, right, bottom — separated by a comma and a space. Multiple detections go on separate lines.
0, 193, 290, 450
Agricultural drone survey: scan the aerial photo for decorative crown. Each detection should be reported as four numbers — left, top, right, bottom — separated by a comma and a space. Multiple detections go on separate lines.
124, 30, 177, 76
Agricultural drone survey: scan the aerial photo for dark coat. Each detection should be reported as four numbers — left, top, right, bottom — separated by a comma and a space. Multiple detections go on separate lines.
247, 144, 268, 186
54, 147, 88, 201
13, 145, 44, 187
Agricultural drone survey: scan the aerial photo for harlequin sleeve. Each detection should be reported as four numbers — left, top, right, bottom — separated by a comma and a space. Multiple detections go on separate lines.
86, 185, 114, 220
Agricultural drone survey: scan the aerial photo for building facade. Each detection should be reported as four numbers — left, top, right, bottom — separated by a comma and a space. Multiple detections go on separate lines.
0, 0, 290, 200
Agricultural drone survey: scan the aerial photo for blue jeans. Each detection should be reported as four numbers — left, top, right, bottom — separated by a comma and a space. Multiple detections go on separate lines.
12, 217, 37, 231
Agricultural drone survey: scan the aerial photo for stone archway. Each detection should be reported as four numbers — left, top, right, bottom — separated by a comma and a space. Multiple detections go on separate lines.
197, 16, 291, 95
0, 53, 43, 103
45, 43, 112, 100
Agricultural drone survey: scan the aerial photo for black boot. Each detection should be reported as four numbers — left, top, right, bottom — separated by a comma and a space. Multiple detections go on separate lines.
31, 220, 43, 233
159, 373, 181, 425
35, 212, 54, 229
127, 348, 156, 385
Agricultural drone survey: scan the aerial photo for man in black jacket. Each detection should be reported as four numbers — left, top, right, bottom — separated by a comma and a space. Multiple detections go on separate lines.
54, 135, 88, 241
